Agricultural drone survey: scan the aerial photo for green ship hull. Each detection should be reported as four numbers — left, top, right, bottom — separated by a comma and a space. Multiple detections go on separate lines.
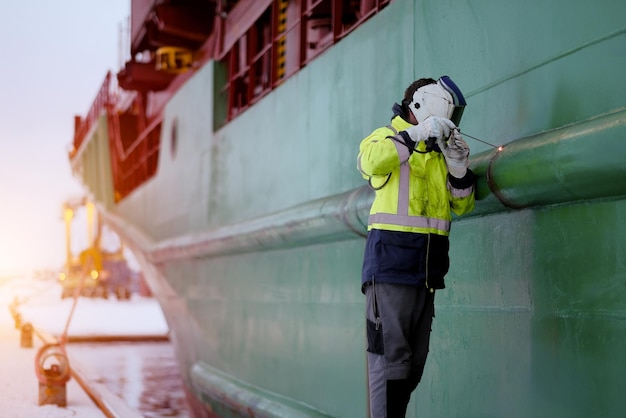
71, 1, 626, 416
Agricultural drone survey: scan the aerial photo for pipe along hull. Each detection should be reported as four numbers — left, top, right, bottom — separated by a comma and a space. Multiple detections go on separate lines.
142, 107, 626, 263
471, 107, 626, 215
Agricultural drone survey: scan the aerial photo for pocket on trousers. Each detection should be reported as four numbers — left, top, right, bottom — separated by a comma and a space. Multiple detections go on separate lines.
366, 318, 384, 355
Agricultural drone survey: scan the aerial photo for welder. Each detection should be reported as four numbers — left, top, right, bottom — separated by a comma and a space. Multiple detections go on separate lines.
357, 76, 475, 417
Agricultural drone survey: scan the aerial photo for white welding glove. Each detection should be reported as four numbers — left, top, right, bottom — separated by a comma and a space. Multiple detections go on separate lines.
404, 116, 456, 143
437, 129, 470, 178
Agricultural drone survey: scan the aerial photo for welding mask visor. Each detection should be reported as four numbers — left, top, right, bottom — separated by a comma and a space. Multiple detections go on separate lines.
438, 76, 466, 126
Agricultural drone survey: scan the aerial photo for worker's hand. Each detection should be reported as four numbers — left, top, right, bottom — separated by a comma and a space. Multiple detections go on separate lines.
404, 116, 456, 143
438, 129, 470, 178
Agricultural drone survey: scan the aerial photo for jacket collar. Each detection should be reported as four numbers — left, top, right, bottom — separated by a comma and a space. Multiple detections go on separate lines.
391, 114, 413, 132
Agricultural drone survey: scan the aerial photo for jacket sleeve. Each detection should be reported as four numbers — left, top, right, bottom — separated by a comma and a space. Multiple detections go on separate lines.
357, 127, 411, 178
448, 169, 476, 216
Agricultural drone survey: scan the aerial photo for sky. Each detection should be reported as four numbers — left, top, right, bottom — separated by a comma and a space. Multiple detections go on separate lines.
0, 1, 129, 276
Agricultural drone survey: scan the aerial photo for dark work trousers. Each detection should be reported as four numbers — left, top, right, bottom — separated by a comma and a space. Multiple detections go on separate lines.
365, 281, 435, 418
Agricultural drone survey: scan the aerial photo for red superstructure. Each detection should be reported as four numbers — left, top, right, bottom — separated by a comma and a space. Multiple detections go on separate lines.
71, 0, 390, 201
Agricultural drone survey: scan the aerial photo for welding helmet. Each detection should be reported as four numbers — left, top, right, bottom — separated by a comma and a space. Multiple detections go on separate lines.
409, 75, 466, 126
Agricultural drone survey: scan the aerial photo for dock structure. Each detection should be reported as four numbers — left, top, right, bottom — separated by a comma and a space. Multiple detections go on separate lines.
1, 305, 146, 418
0, 306, 106, 417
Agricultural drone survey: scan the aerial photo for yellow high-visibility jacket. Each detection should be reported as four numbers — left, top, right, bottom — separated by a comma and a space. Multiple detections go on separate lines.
357, 114, 475, 290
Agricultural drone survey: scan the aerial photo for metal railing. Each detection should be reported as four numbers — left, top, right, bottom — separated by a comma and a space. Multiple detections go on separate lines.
72, 72, 160, 202
73, 72, 113, 153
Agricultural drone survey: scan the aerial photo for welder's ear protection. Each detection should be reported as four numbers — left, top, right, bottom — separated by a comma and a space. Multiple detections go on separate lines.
409, 75, 466, 126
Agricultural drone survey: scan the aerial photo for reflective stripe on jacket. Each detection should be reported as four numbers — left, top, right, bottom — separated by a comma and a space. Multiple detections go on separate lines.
357, 115, 475, 290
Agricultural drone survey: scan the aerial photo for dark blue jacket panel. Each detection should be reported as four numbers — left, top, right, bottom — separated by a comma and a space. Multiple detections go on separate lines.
361, 229, 449, 292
